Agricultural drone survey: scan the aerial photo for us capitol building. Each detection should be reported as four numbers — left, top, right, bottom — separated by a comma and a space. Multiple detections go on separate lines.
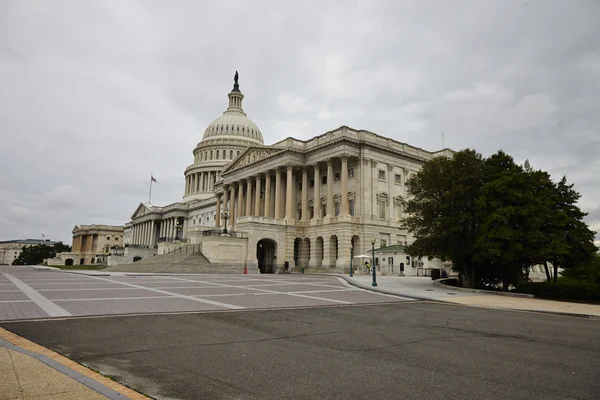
117, 73, 453, 274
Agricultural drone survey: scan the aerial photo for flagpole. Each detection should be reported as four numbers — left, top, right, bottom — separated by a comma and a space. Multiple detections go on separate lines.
149, 173, 153, 204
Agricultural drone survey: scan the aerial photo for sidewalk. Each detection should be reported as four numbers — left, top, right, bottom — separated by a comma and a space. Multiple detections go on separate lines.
0, 328, 148, 400
340, 274, 600, 318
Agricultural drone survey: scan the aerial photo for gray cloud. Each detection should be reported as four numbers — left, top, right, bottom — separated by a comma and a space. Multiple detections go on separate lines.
0, 0, 598, 243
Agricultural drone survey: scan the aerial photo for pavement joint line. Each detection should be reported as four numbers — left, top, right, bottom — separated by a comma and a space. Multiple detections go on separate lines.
53, 296, 178, 302
0, 300, 34, 303
37, 287, 153, 292
1, 272, 71, 317
0, 300, 416, 323
334, 277, 417, 300
82, 274, 246, 310
0, 290, 21, 292
0, 328, 147, 399
163, 276, 355, 305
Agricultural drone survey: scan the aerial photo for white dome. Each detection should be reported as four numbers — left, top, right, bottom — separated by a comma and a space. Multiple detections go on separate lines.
200, 76, 264, 145
202, 112, 264, 144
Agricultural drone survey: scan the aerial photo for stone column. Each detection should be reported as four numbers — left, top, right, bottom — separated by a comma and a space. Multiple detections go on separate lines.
182, 218, 188, 240
388, 165, 394, 221
285, 164, 294, 219
215, 193, 221, 228
274, 168, 282, 219
371, 160, 377, 217
313, 164, 320, 219
301, 168, 308, 221
230, 184, 236, 231
254, 175, 262, 217
150, 220, 155, 247
246, 178, 253, 216
327, 159, 334, 217
185, 176, 189, 195
237, 181, 244, 218
264, 171, 271, 218
340, 154, 349, 215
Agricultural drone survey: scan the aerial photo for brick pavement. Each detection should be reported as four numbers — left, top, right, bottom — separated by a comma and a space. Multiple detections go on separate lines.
0, 266, 411, 321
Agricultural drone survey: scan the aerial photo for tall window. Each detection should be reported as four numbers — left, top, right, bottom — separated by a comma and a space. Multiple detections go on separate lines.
378, 170, 386, 180
335, 201, 340, 216
222, 150, 226, 159
378, 200, 386, 219
349, 199, 355, 216
321, 204, 327, 218
230, 150, 233, 159
349, 168, 354, 178
395, 174, 402, 184
309, 206, 314, 219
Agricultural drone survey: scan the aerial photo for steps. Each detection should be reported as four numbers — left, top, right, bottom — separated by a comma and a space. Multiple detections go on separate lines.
104, 252, 243, 274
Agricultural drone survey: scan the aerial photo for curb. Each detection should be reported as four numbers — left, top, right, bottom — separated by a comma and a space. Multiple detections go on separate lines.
333, 274, 434, 301
0, 328, 149, 399
433, 278, 535, 298
331, 274, 600, 319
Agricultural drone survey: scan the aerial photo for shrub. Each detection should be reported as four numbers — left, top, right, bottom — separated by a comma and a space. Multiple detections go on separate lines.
516, 280, 600, 302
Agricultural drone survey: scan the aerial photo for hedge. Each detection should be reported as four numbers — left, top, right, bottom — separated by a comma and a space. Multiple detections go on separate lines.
516, 280, 600, 302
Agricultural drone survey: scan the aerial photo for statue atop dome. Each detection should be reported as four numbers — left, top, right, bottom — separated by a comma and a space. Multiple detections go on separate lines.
232, 70, 240, 92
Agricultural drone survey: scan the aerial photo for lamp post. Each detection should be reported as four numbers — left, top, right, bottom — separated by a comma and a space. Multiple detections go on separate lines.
349, 243, 354, 277
371, 238, 377, 286
221, 209, 230, 234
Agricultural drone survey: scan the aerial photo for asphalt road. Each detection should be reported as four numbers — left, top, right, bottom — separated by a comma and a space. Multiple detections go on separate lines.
2, 302, 599, 400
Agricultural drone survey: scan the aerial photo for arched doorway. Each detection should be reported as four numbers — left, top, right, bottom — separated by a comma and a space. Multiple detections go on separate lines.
65, 259, 73, 266
133, 256, 142, 262
257, 239, 276, 273
79, 258, 85, 265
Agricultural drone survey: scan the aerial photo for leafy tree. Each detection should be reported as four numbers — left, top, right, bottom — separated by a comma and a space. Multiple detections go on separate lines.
12, 242, 71, 265
404, 148, 597, 290
562, 253, 600, 284
404, 149, 484, 287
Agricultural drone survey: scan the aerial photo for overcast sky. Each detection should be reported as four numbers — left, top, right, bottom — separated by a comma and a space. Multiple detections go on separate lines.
0, 0, 598, 245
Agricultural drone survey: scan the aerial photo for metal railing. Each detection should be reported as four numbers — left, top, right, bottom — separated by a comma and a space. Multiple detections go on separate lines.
158, 237, 190, 243
201, 230, 247, 238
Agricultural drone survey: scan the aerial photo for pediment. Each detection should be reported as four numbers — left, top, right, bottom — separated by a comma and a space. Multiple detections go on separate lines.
131, 203, 153, 219
221, 147, 284, 174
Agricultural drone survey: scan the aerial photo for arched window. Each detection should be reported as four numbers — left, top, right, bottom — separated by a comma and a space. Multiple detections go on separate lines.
222, 150, 226, 159
230, 150, 233, 159
237, 150, 240, 156
210, 150, 213, 160
216, 151, 219, 160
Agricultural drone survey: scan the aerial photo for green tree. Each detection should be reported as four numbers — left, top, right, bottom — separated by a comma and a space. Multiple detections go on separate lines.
404, 149, 485, 288
12, 242, 71, 265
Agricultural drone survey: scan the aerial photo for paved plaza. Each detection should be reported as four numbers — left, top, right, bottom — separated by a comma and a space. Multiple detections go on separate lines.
0, 266, 410, 321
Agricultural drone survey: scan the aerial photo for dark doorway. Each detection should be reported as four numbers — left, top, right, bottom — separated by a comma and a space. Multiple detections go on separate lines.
79, 258, 85, 265
133, 256, 142, 262
257, 239, 276, 273
65, 259, 73, 266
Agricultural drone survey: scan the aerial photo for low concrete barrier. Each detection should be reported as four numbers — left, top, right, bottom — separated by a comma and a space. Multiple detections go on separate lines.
433, 278, 534, 298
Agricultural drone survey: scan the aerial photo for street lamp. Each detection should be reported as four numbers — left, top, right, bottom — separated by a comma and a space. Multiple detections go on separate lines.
221, 209, 230, 234
173, 219, 181, 242
371, 238, 377, 287
349, 243, 354, 277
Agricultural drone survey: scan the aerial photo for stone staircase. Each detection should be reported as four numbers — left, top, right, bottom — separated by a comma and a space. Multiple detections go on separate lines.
104, 251, 246, 274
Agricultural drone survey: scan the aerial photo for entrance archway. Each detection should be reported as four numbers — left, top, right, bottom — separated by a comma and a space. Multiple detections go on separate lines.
133, 256, 142, 262
79, 258, 85, 265
65, 259, 73, 266
257, 239, 276, 273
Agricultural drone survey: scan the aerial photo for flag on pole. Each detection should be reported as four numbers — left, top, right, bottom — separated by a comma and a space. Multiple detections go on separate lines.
151, 175, 157, 183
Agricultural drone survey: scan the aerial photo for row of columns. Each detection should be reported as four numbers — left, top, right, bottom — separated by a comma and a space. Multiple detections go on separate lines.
131, 220, 155, 246
185, 171, 217, 195
215, 156, 353, 231
131, 217, 186, 246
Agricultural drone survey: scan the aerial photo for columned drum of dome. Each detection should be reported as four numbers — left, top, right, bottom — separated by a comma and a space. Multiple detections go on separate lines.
183, 72, 264, 202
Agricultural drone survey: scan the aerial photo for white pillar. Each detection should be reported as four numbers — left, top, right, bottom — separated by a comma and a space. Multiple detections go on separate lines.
264, 171, 271, 217
254, 175, 262, 217
313, 164, 320, 219
275, 169, 282, 219
285, 164, 294, 219
246, 178, 253, 216
341, 155, 349, 215
301, 168, 308, 221
327, 159, 334, 217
